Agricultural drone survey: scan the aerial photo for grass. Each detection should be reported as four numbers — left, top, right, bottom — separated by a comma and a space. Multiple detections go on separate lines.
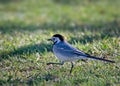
0, 0, 120, 86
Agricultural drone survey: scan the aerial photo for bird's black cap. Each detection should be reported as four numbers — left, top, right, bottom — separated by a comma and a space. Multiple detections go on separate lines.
53, 34, 64, 41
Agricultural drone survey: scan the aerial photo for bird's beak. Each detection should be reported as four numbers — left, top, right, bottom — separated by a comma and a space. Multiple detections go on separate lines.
47, 38, 52, 41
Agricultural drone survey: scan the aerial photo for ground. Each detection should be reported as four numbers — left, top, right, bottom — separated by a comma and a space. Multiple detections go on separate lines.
0, 0, 120, 86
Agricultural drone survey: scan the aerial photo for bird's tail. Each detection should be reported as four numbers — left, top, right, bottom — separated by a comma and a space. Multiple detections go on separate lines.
87, 55, 115, 63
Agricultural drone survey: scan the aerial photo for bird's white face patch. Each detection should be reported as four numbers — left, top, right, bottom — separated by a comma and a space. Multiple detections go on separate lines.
52, 37, 61, 44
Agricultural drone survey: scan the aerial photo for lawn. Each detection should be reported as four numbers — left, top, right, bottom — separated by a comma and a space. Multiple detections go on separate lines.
0, 0, 120, 86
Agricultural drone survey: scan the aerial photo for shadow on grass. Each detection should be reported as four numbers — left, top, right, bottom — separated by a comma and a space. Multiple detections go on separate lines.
69, 33, 111, 44
0, 42, 52, 61
0, 20, 120, 61
0, 20, 120, 36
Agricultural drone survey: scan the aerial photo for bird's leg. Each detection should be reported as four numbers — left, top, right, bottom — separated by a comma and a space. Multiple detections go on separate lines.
70, 62, 74, 74
47, 61, 64, 65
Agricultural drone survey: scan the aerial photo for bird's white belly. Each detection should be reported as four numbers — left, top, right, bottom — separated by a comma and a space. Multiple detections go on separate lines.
54, 52, 69, 61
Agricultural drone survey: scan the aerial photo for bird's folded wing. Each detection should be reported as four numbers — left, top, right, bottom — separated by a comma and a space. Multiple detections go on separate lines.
55, 45, 88, 57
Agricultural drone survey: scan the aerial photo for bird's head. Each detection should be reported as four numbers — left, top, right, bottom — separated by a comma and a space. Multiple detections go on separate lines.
48, 34, 65, 44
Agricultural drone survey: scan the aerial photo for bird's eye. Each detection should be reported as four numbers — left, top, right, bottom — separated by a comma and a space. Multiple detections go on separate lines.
52, 37, 56, 41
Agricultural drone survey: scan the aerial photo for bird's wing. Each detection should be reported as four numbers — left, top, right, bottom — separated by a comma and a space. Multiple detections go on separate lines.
56, 42, 88, 57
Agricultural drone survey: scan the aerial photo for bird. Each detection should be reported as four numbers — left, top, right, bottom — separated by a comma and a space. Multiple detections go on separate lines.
47, 34, 115, 73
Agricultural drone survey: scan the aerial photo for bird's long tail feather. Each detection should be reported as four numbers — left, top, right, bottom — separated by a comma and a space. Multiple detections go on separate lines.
87, 55, 115, 63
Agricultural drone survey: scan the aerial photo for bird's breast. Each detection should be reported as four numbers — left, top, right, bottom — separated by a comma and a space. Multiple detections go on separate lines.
53, 47, 66, 61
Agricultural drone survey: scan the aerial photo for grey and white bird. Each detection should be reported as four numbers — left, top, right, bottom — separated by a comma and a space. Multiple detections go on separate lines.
47, 34, 115, 73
